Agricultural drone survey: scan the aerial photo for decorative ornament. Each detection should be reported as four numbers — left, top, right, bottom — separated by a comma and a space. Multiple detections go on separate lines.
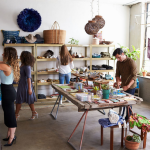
92, 15, 105, 29
85, 20, 99, 35
84, 0, 105, 35
17, 8, 41, 32
92, 0, 105, 29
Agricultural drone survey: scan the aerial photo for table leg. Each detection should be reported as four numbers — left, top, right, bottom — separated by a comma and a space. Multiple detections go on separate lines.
110, 128, 114, 150
141, 129, 143, 140
101, 126, 103, 145
68, 110, 88, 150
50, 95, 61, 120
143, 131, 147, 149
121, 126, 124, 147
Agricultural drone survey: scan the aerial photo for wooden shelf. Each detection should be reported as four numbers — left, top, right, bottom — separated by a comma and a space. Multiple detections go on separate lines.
73, 58, 90, 60
37, 58, 56, 61
37, 82, 52, 86
4, 44, 35, 47
37, 97, 58, 102
65, 44, 89, 47
36, 44, 63, 47
90, 70, 114, 72
13, 83, 35, 87
37, 71, 58, 75
92, 58, 113, 60
37, 81, 59, 86
90, 44, 115, 47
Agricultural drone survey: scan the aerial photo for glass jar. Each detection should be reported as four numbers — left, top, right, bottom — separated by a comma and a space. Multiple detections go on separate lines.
96, 90, 102, 100
91, 93, 94, 101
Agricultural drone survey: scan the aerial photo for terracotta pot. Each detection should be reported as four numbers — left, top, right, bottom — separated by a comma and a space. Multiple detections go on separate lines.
142, 72, 146, 77
92, 90, 97, 95
124, 137, 140, 150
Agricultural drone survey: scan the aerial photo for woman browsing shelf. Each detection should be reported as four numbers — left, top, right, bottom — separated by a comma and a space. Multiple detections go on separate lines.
1, 47, 20, 146
15, 51, 38, 120
56, 45, 74, 104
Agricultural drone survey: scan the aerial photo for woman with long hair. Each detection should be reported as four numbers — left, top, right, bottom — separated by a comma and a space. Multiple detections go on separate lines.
56, 45, 74, 104
0, 47, 20, 146
15, 51, 37, 120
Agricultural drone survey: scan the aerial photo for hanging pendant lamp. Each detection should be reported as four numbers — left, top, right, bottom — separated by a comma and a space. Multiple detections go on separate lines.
92, 15, 105, 29
85, 20, 99, 35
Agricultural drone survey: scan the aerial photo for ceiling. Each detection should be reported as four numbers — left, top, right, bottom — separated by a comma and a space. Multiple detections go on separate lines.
78, 0, 145, 5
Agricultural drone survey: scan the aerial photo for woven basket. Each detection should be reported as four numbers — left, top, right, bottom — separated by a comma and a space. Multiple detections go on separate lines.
43, 21, 66, 44
92, 15, 105, 29
85, 20, 99, 35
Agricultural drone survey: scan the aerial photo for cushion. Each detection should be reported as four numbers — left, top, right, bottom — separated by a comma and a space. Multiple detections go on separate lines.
1, 30, 20, 45
14, 36, 25, 43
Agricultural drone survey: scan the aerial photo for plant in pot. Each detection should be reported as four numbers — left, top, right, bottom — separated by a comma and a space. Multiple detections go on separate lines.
112, 44, 140, 61
68, 38, 79, 56
141, 67, 147, 77
92, 86, 99, 95
124, 134, 141, 150
101, 84, 110, 99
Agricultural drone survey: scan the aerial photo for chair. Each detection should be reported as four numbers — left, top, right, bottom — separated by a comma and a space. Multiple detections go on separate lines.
99, 119, 124, 150
127, 106, 149, 149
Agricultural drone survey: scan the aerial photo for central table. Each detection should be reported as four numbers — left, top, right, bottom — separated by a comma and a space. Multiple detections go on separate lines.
51, 84, 143, 150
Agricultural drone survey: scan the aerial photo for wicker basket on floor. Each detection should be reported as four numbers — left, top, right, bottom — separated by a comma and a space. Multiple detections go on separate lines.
43, 21, 66, 44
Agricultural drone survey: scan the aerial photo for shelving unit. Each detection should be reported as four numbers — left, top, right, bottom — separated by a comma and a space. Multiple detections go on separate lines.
4, 43, 115, 104
89, 45, 115, 78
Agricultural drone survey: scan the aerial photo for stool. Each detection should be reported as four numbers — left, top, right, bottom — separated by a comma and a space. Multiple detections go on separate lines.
127, 106, 149, 149
100, 124, 124, 150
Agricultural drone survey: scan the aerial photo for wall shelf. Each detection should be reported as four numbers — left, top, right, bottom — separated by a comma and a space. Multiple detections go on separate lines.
4, 43, 115, 104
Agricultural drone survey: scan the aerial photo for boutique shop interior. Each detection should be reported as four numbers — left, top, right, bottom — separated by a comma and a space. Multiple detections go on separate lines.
0, 0, 150, 150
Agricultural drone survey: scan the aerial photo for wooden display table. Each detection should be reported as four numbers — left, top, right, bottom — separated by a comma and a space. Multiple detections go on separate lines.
50, 84, 143, 150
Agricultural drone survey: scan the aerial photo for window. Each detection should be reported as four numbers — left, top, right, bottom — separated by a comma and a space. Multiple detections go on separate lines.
143, 3, 150, 72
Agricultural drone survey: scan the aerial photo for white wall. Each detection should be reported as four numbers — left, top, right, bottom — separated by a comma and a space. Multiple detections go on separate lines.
129, 2, 145, 73
0, 0, 130, 95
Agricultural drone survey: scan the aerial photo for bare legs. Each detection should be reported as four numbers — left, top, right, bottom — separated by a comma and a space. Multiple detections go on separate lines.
8, 128, 16, 144
15, 103, 38, 120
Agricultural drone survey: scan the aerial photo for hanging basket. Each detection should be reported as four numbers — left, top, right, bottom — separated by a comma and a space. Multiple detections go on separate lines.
43, 21, 66, 44
85, 20, 99, 35
92, 15, 105, 29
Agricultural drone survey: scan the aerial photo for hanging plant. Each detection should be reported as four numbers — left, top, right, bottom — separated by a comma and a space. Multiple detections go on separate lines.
17, 8, 41, 32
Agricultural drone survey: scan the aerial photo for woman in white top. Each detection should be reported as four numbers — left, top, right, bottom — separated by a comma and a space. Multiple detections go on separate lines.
56, 45, 74, 104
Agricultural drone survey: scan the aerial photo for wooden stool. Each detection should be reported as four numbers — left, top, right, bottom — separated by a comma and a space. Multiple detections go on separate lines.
100, 124, 124, 150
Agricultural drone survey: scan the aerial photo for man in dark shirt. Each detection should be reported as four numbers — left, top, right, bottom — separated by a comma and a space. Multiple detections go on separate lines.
113, 48, 137, 121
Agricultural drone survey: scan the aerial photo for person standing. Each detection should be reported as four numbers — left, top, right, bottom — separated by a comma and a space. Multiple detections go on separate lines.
113, 48, 137, 121
15, 51, 38, 120
56, 45, 74, 104
1, 47, 20, 146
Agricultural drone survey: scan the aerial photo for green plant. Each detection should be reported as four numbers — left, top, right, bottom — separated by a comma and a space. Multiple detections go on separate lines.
126, 135, 132, 141
68, 38, 79, 45
101, 84, 109, 90
93, 86, 99, 91
133, 134, 141, 143
117, 43, 140, 61
141, 67, 147, 73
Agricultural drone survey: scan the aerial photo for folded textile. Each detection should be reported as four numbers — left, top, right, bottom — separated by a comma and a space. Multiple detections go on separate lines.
98, 116, 124, 128
108, 109, 119, 124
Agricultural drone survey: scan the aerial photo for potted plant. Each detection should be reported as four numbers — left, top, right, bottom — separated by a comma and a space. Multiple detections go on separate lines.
92, 86, 99, 95
124, 134, 141, 150
114, 44, 141, 61
141, 67, 147, 77
68, 38, 79, 56
101, 84, 110, 99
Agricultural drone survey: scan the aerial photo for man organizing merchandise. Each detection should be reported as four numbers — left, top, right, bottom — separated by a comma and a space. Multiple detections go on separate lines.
113, 48, 137, 121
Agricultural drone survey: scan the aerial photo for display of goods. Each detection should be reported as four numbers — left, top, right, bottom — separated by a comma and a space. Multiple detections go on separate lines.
92, 15, 105, 29
85, 20, 99, 35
